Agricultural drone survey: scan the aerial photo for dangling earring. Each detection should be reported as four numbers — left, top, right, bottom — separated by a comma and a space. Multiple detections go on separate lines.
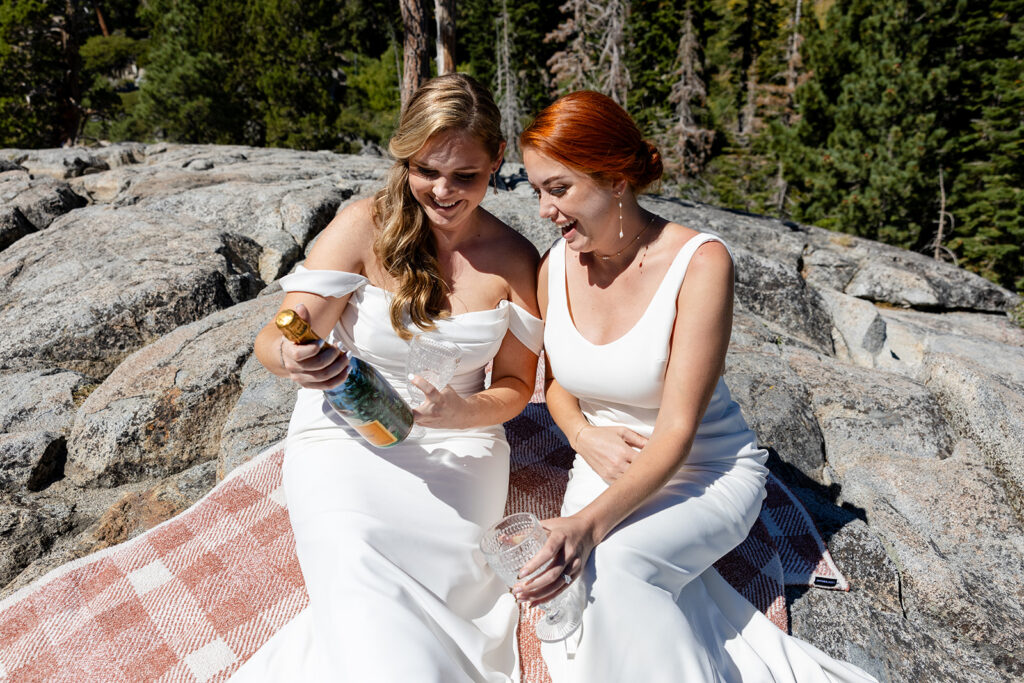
491, 172, 499, 195
618, 197, 624, 239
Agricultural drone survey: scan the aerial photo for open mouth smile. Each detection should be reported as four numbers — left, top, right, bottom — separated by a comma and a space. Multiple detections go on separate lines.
431, 197, 461, 210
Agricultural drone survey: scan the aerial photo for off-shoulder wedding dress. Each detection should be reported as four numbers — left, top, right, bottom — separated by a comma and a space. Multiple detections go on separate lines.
231, 267, 544, 683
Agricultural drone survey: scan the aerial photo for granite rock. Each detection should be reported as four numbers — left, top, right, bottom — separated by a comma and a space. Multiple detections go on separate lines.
1, 143, 1022, 681
67, 296, 281, 488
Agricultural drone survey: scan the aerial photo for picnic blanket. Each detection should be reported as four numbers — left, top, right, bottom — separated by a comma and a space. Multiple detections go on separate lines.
0, 400, 848, 683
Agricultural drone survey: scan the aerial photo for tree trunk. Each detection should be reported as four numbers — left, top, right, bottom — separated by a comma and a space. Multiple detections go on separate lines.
495, 0, 521, 160
57, 0, 83, 146
400, 0, 430, 108
435, 0, 455, 76
95, 4, 110, 38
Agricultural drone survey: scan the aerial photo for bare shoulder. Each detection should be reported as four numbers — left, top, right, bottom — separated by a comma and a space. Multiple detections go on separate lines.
304, 197, 377, 271
479, 209, 541, 284
656, 222, 732, 274
688, 238, 733, 275
658, 220, 702, 250
537, 248, 551, 287
678, 236, 734, 303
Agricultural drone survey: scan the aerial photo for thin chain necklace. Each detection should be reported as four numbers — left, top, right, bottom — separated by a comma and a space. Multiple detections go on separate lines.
598, 214, 658, 260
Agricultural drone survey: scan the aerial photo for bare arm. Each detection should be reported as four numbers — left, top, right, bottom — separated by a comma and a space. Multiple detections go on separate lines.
253, 199, 375, 387
516, 241, 734, 603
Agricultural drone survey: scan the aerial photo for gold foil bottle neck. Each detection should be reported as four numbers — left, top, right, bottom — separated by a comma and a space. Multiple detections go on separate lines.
275, 309, 321, 344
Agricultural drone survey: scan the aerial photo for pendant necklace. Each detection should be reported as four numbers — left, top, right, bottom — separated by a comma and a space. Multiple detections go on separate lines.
599, 214, 658, 261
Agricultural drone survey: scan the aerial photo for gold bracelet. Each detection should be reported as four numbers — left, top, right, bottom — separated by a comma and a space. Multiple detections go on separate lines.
279, 338, 287, 371
572, 423, 588, 450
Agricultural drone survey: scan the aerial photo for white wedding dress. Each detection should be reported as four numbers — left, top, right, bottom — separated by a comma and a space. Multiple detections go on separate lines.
231, 267, 544, 683
540, 235, 878, 683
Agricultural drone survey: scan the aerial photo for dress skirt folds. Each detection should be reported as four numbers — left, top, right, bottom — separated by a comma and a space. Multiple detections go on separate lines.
540, 235, 878, 683
230, 267, 544, 683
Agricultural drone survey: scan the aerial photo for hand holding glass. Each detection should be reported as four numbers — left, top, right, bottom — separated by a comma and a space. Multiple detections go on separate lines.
479, 512, 583, 642
405, 335, 460, 435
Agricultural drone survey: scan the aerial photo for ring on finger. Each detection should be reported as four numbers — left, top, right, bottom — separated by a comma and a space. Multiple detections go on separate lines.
561, 573, 572, 585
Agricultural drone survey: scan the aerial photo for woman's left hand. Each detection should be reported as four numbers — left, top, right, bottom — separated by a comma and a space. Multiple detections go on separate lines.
409, 375, 471, 429
513, 514, 597, 606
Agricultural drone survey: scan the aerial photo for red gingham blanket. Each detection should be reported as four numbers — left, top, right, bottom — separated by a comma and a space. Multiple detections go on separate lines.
0, 401, 847, 683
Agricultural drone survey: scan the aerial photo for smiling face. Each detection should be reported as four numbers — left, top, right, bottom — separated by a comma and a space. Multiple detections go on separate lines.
407, 129, 503, 232
523, 148, 622, 254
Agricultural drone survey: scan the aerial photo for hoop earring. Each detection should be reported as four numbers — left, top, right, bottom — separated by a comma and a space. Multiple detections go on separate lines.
618, 198, 624, 239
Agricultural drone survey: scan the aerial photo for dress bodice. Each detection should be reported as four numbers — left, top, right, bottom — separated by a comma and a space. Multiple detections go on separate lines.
544, 234, 747, 463
280, 266, 543, 400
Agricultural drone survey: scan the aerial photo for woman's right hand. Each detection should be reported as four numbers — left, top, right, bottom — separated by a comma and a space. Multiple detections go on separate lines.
279, 304, 351, 390
574, 425, 648, 483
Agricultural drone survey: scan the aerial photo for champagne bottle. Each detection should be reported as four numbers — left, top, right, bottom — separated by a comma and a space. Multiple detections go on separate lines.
276, 309, 413, 447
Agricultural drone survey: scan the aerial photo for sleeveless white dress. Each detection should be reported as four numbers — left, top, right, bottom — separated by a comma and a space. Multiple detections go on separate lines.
231, 267, 544, 683
541, 235, 877, 683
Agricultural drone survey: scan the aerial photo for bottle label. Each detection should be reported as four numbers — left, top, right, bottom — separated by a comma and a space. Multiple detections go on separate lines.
353, 420, 399, 447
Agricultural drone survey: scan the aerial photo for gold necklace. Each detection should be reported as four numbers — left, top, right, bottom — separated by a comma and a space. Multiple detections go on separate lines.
598, 214, 658, 261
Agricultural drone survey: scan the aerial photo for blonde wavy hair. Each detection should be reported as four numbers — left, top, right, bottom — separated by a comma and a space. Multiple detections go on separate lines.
372, 73, 504, 339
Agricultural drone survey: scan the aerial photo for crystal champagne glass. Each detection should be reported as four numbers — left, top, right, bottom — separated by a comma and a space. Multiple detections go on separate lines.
479, 512, 583, 642
405, 335, 460, 437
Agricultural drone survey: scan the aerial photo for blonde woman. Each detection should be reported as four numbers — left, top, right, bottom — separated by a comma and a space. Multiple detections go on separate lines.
235, 74, 542, 682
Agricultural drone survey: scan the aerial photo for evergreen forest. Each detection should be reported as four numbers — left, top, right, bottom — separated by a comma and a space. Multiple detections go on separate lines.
1, 0, 1021, 294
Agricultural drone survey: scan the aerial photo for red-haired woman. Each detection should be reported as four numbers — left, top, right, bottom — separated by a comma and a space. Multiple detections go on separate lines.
514, 91, 878, 682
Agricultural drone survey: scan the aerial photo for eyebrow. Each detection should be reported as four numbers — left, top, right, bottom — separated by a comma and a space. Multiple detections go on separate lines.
529, 174, 570, 187
411, 161, 484, 172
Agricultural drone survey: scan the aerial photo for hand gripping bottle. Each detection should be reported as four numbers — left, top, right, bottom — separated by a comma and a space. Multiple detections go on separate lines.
276, 309, 413, 447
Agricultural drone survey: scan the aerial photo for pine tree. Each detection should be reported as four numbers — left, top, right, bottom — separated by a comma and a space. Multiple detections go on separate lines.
77, 31, 146, 142
625, 0, 685, 136
0, 0, 66, 146
686, 0, 796, 211
458, 0, 561, 149
944, 0, 1024, 291
779, 0, 954, 246
0, 0, 96, 147
545, 0, 594, 95
494, 0, 523, 161
130, 0, 258, 144
595, 0, 631, 105
663, 5, 715, 178
546, 0, 631, 104
778, 0, 1023, 294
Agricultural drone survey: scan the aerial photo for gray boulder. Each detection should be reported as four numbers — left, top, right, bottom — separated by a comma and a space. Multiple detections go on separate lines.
0, 369, 93, 495
70, 144, 389, 205
0, 205, 264, 377
0, 148, 110, 179
924, 354, 1024, 521
67, 295, 281, 488
137, 178, 353, 283
803, 229, 1015, 313
0, 432, 66, 493
725, 349, 826, 479
218, 348, 296, 480
0, 205, 35, 252
0, 168, 86, 240
785, 349, 956, 474
0, 494, 75, 589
